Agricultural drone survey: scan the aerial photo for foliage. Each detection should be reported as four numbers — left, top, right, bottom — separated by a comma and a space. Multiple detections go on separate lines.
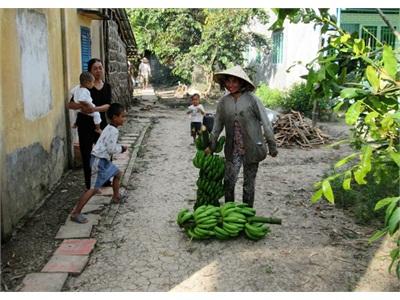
272, 8, 400, 278
255, 83, 284, 109
281, 82, 314, 116
330, 162, 398, 224
128, 8, 270, 88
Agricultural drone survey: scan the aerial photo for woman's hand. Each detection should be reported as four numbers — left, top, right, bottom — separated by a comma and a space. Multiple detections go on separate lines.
80, 103, 95, 114
204, 147, 213, 155
269, 148, 278, 157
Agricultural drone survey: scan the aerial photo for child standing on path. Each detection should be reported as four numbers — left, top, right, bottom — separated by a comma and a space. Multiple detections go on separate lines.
70, 103, 128, 224
187, 93, 205, 144
71, 72, 102, 135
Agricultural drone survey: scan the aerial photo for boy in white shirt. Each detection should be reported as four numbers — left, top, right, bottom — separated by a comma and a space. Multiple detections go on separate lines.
70, 103, 128, 223
187, 93, 205, 144
71, 72, 102, 135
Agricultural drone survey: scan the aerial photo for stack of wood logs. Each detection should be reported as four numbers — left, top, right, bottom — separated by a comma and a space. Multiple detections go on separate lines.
273, 110, 330, 148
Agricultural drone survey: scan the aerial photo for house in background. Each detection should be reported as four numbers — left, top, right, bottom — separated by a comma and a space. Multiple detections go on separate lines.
246, 8, 399, 90
0, 8, 136, 242
245, 9, 323, 90
338, 8, 399, 49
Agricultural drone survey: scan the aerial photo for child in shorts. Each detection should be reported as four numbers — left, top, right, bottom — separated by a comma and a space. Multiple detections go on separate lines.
70, 103, 128, 223
187, 93, 205, 144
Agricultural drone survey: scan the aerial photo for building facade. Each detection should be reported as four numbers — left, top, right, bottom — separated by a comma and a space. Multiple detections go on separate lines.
0, 8, 136, 242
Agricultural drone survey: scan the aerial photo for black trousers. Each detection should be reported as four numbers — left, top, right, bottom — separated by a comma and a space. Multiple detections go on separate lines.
77, 114, 100, 189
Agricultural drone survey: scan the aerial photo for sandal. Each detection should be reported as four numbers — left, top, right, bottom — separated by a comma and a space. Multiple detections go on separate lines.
70, 213, 88, 224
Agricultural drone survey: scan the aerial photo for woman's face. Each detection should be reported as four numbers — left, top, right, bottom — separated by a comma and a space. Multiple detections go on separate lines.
90, 61, 104, 80
224, 76, 242, 94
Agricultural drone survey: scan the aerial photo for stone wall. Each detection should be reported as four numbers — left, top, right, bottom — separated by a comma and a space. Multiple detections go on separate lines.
106, 20, 133, 108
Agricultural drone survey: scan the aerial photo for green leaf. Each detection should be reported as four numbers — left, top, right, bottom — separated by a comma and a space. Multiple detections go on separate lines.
353, 38, 365, 56
368, 229, 387, 243
322, 180, 334, 203
381, 115, 394, 130
364, 111, 379, 126
366, 65, 380, 93
340, 33, 351, 43
334, 153, 357, 169
326, 63, 339, 78
375, 197, 399, 211
389, 151, 400, 167
388, 207, 400, 235
342, 170, 352, 190
345, 101, 363, 125
333, 101, 344, 112
311, 189, 323, 203
360, 145, 372, 173
354, 168, 367, 185
385, 197, 400, 225
383, 45, 397, 79
340, 88, 358, 99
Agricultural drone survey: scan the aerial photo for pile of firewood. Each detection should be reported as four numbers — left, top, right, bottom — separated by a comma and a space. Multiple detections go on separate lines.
273, 110, 330, 148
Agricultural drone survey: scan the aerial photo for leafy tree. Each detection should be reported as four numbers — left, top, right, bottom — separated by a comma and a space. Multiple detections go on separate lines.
128, 8, 270, 92
271, 8, 400, 278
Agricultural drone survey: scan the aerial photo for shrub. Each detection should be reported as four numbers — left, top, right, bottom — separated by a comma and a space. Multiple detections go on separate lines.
281, 82, 314, 116
330, 162, 398, 225
255, 83, 284, 109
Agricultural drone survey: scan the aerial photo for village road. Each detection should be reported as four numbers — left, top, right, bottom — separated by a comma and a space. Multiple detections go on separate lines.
65, 89, 399, 292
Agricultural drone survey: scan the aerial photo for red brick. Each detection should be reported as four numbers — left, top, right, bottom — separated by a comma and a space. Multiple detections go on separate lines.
54, 239, 96, 256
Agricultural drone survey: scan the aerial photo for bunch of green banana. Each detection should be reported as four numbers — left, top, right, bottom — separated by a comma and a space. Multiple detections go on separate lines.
212, 202, 252, 239
177, 202, 282, 241
192, 131, 226, 209
185, 205, 221, 239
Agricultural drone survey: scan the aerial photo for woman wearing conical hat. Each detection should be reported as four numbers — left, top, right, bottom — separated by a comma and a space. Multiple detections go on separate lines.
205, 65, 278, 208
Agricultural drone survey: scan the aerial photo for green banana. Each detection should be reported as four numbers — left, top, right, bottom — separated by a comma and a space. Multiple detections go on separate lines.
244, 223, 267, 238
180, 212, 194, 224
244, 228, 263, 240
222, 222, 241, 232
177, 208, 189, 225
239, 207, 256, 217
223, 216, 247, 224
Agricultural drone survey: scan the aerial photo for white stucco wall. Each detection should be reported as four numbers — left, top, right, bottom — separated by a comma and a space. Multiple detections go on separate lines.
246, 9, 323, 90
16, 9, 52, 120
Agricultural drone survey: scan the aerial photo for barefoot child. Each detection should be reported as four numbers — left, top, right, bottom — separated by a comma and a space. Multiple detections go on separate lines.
71, 72, 102, 135
71, 103, 128, 223
187, 93, 205, 144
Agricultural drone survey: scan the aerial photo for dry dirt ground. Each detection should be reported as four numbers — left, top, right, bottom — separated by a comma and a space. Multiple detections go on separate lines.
1, 87, 399, 292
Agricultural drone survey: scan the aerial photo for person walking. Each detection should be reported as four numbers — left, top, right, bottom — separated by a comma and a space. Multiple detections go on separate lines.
205, 65, 278, 207
138, 57, 151, 89
68, 58, 112, 189
70, 103, 128, 224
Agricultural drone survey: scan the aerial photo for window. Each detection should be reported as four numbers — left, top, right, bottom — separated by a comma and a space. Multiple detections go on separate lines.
272, 30, 283, 64
80, 26, 91, 71
381, 26, 396, 48
361, 26, 378, 49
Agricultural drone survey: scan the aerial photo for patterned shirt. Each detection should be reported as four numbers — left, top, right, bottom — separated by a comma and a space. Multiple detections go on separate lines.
233, 120, 245, 155
91, 124, 122, 160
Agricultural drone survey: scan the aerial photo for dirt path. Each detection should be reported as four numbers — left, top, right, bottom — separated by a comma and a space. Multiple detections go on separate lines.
64, 90, 399, 292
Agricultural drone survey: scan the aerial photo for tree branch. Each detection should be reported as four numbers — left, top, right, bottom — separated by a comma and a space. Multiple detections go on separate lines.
376, 8, 400, 39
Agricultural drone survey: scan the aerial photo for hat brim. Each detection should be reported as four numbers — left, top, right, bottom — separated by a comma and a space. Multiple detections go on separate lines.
213, 73, 255, 92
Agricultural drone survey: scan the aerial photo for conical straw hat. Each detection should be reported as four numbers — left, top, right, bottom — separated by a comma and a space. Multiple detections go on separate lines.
213, 65, 255, 91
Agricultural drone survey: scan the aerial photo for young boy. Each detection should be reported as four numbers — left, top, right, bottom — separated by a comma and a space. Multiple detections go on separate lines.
71, 72, 102, 135
70, 103, 128, 224
187, 93, 205, 144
